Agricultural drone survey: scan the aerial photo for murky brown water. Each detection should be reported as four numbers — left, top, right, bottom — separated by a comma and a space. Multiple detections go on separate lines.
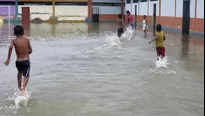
0, 23, 204, 116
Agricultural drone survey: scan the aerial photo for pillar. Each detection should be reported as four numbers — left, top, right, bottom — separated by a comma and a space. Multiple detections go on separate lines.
15, 0, 18, 20
87, 0, 92, 23
121, 0, 125, 21
22, 7, 30, 36
52, 0, 56, 17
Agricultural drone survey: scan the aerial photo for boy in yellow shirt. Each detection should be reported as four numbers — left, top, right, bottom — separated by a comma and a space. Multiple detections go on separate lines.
149, 24, 166, 60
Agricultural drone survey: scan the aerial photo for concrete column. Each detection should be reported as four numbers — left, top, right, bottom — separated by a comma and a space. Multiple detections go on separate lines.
121, 0, 125, 21
52, 0, 56, 17
15, 0, 18, 20
87, 0, 92, 23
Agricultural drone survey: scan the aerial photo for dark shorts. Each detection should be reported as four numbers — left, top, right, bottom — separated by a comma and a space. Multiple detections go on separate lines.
156, 47, 166, 57
117, 28, 124, 37
15, 60, 31, 78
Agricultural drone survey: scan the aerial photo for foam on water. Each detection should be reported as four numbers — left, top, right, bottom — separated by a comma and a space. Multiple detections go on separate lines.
104, 26, 134, 47
121, 26, 134, 41
7, 88, 32, 109
104, 34, 122, 47
155, 56, 168, 68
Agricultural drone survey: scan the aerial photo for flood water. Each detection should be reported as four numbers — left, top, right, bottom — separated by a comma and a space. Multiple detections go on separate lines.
0, 23, 204, 116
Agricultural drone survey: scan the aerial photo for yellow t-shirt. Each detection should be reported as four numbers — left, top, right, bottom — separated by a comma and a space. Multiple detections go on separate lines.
155, 31, 165, 47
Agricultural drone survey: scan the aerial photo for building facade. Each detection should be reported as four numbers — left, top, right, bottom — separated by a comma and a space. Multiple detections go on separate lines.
125, 0, 204, 34
0, 0, 204, 35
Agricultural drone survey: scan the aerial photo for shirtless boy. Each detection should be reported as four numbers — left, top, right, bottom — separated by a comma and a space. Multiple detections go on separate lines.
4, 25, 32, 95
117, 14, 126, 37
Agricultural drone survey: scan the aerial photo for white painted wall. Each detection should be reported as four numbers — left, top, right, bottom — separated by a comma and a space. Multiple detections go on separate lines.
149, 1, 159, 16
139, 2, 147, 15
18, 5, 88, 21
161, 0, 175, 17
126, 1, 159, 16
190, 0, 195, 18
131, 2, 140, 15
125, 3, 131, 14
197, 0, 204, 18
125, 0, 204, 19
176, 0, 183, 17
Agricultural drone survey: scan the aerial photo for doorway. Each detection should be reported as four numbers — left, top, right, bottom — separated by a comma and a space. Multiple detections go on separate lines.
92, 7, 99, 23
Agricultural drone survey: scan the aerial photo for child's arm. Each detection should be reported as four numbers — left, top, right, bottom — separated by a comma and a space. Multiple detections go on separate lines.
149, 34, 158, 44
4, 40, 14, 65
122, 20, 126, 29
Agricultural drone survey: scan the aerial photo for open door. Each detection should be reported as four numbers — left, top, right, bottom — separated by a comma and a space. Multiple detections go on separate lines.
92, 7, 99, 23
153, 4, 156, 35
182, 0, 190, 34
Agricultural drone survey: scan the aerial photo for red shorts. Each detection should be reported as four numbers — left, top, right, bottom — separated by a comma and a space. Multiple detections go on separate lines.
156, 47, 166, 57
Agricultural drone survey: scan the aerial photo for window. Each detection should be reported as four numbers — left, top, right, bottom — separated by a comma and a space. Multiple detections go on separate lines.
92, 3, 121, 6
133, 0, 139, 3
0, 1, 15, 5
141, 0, 147, 2
127, 0, 131, 4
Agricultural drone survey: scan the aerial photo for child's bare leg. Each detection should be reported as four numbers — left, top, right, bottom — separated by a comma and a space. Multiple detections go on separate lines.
22, 77, 29, 92
17, 72, 22, 90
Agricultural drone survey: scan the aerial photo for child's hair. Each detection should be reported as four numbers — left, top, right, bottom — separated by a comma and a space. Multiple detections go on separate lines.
126, 10, 130, 15
118, 14, 122, 19
143, 15, 146, 18
156, 24, 162, 32
14, 25, 24, 36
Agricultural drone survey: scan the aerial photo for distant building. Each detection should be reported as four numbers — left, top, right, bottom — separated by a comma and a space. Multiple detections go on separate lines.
125, 0, 204, 34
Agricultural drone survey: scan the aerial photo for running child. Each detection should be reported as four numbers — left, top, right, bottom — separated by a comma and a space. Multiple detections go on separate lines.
4, 25, 32, 96
117, 14, 126, 37
149, 24, 166, 60
126, 10, 134, 28
142, 15, 148, 38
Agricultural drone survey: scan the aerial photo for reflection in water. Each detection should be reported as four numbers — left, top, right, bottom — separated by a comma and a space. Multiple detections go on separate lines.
51, 24, 56, 37
92, 23, 99, 33
181, 34, 190, 60
23, 23, 31, 36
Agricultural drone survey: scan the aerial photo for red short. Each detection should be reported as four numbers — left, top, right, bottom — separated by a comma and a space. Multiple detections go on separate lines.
156, 47, 166, 57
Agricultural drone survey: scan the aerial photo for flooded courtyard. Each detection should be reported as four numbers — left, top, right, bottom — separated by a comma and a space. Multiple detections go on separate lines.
0, 23, 204, 116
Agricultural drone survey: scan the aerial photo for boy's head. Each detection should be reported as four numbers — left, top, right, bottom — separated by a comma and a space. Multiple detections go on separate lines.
14, 25, 24, 36
143, 15, 146, 19
118, 14, 122, 19
126, 10, 130, 15
156, 24, 162, 32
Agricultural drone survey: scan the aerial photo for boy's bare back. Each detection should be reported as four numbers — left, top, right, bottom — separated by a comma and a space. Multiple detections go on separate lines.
11, 36, 32, 61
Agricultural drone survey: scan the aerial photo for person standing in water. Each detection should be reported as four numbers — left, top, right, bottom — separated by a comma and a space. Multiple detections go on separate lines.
142, 15, 148, 38
117, 14, 126, 37
4, 25, 32, 95
149, 24, 166, 60
126, 10, 134, 28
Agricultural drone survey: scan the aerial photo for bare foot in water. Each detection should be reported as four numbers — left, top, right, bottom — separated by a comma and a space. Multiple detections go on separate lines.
20, 88, 25, 96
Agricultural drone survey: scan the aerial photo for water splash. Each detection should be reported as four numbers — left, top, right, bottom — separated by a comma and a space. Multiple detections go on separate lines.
121, 26, 134, 41
104, 34, 122, 47
155, 56, 168, 68
8, 88, 32, 109
104, 26, 134, 47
